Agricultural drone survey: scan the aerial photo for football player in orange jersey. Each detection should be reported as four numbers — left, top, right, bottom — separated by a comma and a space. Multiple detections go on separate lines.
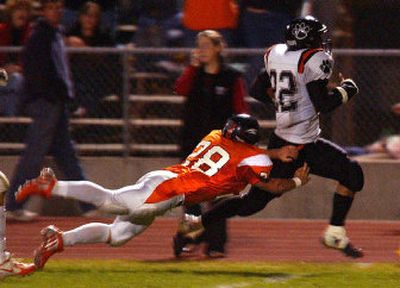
14, 114, 309, 269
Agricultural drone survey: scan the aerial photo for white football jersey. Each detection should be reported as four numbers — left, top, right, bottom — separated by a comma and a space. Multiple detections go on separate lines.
265, 43, 334, 144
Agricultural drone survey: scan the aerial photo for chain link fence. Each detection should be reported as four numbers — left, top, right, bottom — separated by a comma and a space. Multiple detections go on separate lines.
0, 47, 399, 156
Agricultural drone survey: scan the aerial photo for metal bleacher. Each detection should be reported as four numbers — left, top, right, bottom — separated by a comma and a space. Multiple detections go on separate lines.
0, 47, 277, 156
0, 95, 276, 156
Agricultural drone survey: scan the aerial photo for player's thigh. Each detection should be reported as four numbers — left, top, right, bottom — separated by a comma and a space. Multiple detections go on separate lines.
305, 138, 363, 191
113, 170, 177, 212
128, 195, 184, 224
268, 133, 305, 178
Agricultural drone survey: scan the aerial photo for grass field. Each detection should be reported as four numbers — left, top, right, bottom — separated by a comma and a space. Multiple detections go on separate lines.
2, 260, 400, 288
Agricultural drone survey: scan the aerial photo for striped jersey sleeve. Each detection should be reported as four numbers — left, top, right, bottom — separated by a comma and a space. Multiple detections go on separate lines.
237, 154, 273, 185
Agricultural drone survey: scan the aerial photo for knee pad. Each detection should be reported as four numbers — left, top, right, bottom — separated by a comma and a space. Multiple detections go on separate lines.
342, 161, 364, 192
109, 220, 148, 247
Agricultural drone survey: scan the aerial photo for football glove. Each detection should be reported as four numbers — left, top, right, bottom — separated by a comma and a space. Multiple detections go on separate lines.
336, 78, 359, 103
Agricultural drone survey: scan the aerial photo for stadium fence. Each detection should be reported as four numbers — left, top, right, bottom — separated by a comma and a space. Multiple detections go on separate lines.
0, 47, 399, 156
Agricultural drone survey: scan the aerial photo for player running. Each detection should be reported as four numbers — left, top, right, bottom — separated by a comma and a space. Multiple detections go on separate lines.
15, 114, 309, 269
175, 16, 364, 258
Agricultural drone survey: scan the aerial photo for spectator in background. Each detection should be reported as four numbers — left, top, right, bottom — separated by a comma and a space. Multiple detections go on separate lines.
62, 0, 116, 33
238, 0, 302, 85
182, 0, 239, 47
173, 30, 247, 258
133, 0, 182, 48
0, 0, 32, 116
345, 103, 400, 160
346, 1, 400, 145
66, 1, 115, 117
6, 0, 94, 221
67, 1, 113, 47
130, 0, 183, 78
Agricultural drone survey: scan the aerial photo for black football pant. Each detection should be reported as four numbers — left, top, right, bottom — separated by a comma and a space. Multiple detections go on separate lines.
202, 132, 363, 227
184, 200, 227, 253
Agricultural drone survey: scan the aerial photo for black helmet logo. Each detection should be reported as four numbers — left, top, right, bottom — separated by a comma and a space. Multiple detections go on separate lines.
292, 22, 311, 40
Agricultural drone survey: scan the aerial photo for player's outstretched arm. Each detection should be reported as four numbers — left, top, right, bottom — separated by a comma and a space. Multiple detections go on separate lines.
255, 163, 310, 195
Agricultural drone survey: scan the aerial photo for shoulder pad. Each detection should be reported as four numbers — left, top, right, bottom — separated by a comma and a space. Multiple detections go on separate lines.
302, 50, 334, 82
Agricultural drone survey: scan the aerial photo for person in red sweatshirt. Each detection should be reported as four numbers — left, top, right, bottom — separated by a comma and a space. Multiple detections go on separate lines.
174, 30, 247, 258
0, 0, 32, 116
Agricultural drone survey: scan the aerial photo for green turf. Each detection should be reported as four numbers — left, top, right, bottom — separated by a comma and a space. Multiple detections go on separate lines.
2, 260, 400, 288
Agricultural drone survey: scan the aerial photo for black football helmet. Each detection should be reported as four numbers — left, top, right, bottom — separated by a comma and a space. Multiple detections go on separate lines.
285, 15, 328, 50
222, 114, 260, 145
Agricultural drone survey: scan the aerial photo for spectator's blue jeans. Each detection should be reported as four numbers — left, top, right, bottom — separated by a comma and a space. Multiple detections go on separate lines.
6, 98, 92, 212
0, 72, 24, 116
134, 13, 183, 47
239, 10, 291, 85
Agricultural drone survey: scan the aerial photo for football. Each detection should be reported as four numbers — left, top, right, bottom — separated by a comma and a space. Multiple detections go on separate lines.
0, 68, 8, 87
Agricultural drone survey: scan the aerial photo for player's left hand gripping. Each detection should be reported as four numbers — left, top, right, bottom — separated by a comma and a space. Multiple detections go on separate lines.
294, 163, 310, 185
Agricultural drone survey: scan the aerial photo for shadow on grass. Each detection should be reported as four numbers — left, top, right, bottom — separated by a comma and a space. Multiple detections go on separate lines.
42, 268, 297, 279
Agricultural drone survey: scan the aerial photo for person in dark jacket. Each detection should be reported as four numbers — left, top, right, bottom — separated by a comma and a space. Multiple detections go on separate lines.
66, 1, 115, 117
6, 0, 94, 220
173, 30, 247, 258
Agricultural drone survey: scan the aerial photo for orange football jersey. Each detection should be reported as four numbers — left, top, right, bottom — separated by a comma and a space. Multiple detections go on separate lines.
145, 130, 273, 205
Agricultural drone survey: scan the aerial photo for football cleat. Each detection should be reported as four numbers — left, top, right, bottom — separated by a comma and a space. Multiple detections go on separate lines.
177, 214, 204, 240
0, 253, 36, 279
322, 225, 364, 258
173, 233, 191, 258
0, 171, 9, 194
34, 225, 64, 269
205, 250, 225, 259
0, 171, 10, 206
15, 168, 57, 203
6, 210, 38, 222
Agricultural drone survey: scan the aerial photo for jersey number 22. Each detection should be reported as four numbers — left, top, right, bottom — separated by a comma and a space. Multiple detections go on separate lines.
270, 69, 298, 112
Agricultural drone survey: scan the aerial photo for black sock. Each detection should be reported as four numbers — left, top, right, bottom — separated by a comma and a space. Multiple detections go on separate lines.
330, 193, 354, 226
184, 204, 202, 216
202, 189, 276, 228
202, 196, 243, 228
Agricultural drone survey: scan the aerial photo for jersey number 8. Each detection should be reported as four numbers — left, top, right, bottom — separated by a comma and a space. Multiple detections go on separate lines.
183, 141, 230, 176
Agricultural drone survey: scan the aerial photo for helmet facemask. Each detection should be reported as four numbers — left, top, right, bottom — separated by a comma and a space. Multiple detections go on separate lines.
222, 114, 260, 145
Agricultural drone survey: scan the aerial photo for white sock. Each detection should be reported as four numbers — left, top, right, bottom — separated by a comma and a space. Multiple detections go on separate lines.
0, 206, 6, 263
62, 223, 111, 246
53, 181, 114, 208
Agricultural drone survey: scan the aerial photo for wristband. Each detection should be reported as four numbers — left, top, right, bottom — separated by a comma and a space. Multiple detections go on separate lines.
292, 177, 302, 188
336, 86, 348, 104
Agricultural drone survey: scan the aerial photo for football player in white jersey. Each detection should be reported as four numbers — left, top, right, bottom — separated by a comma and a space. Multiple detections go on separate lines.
175, 16, 364, 258
0, 69, 36, 279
